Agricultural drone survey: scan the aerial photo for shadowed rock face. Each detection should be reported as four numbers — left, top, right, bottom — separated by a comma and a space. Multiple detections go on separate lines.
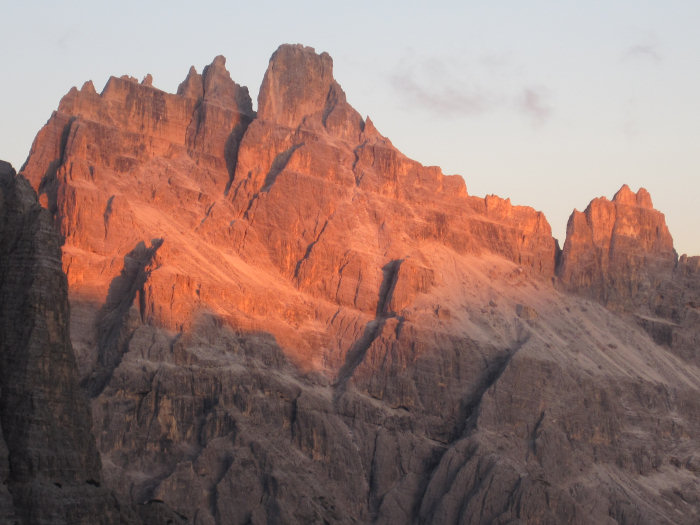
10, 44, 700, 524
0, 161, 135, 524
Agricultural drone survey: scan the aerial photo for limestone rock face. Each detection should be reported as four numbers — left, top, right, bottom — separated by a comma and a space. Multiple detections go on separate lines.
227, 44, 558, 358
558, 185, 676, 309
557, 185, 700, 366
257, 44, 337, 128
21, 44, 558, 370
0, 161, 137, 524
12, 44, 700, 524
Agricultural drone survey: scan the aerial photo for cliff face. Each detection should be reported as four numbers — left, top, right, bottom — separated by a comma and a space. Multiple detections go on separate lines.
11, 44, 700, 524
22, 44, 557, 370
558, 185, 676, 308
558, 185, 700, 366
0, 161, 132, 524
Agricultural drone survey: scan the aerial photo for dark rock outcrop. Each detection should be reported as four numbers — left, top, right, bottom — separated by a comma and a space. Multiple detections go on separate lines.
0, 161, 130, 524
0, 162, 188, 524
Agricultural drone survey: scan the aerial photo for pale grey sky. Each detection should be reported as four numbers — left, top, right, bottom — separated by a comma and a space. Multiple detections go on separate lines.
2, 0, 699, 255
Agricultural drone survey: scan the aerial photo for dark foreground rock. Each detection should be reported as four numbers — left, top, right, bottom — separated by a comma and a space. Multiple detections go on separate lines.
0, 161, 128, 523
0, 162, 189, 524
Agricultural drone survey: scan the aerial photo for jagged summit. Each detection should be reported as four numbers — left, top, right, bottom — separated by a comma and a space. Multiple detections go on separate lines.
7, 45, 700, 523
201, 54, 254, 113
173, 54, 254, 115
558, 184, 676, 309
612, 184, 654, 208
254, 43, 368, 145
22, 44, 689, 357
177, 65, 204, 99
258, 44, 336, 127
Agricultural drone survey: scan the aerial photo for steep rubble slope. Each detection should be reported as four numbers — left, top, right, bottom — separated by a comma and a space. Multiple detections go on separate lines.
86, 253, 700, 524
17, 44, 700, 524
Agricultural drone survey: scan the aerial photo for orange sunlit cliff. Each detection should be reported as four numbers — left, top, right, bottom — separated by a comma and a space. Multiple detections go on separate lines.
23, 45, 558, 368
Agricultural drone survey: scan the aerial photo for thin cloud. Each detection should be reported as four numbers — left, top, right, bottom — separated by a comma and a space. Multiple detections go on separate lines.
622, 98, 640, 138
622, 43, 662, 63
54, 25, 80, 50
389, 52, 553, 125
517, 87, 552, 126
56, 32, 71, 49
389, 70, 495, 117
478, 52, 511, 70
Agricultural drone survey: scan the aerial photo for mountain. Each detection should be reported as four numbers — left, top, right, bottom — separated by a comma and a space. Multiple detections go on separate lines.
3, 43, 698, 523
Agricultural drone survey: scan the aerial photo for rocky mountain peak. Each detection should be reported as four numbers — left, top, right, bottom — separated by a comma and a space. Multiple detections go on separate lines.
80, 80, 97, 95
0, 159, 12, 176
0, 162, 137, 522
557, 185, 676, 308
176, 65, 204, 99
201, 55, 254, 115
176, 55, 254, 116
257, 43, 339, 128
612, 183, 654, 209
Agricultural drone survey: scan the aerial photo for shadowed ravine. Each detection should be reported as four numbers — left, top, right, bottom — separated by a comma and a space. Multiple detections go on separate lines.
84, 239, 163, 397
334, 259, 403, 400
